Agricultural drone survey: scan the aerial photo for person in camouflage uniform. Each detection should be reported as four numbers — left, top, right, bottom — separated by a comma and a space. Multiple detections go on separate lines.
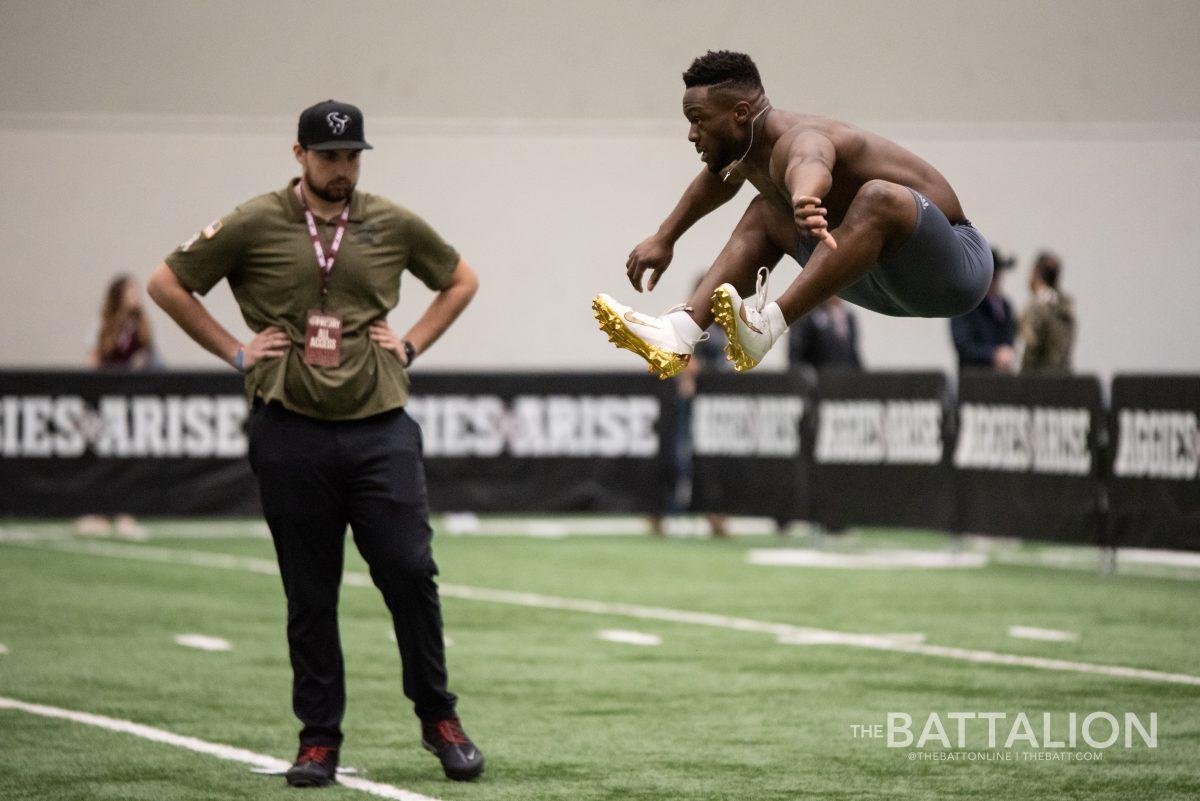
1019, 251, 1076, 373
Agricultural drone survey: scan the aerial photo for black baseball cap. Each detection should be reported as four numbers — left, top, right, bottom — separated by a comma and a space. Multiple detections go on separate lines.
297, 100, 373, 151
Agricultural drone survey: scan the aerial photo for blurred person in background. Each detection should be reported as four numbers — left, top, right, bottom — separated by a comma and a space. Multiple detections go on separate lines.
90, 275, 160, 371
76, 274, 159, 538
1019, 250, 1075, 373
950, 248, 1017, 373
787, 295, 862, 371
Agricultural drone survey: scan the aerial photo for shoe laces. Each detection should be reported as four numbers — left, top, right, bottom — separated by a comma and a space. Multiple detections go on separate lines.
297, 745, 336, 766
434, 717, 469, 746
752, 266, 771, 313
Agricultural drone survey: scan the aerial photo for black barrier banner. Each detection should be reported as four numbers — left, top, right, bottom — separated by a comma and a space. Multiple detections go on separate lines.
0, 371, 677, 516
1107, 375, 1200, 550
810, 371, 953, 529
689, 370, 813, 519
0, 371, 258, 515
8, 369, 1198, 551
953, 372, 1103, 542
406, 372, 675, 513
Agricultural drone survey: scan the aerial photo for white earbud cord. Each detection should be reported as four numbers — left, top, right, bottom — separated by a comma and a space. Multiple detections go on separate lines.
722, 104, 772, 183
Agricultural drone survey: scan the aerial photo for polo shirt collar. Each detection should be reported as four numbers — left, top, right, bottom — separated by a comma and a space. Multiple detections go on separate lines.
284, 177, 366, 223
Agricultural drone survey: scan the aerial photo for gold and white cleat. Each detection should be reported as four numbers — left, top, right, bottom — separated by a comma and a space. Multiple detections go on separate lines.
710, 267, 786, 372
592, 294, 693, 379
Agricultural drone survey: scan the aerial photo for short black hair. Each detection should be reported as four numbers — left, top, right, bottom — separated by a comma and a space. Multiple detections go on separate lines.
1034, 251, 1062, 289
682, 50, 763, 91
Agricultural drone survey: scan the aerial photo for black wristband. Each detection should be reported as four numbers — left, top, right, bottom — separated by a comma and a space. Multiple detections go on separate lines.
402, 340, 416, 365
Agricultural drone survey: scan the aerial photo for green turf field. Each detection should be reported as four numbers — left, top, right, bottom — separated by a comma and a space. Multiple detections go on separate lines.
2, 521, 1199, 800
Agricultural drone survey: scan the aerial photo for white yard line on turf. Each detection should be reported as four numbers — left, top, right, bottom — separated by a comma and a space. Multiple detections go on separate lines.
0, 522, 270, 542
0, 696, 441, 801
1118, 548, 1200, 569
7, 519, 1200, 577
174, 634, 233, 651
0, 528, 73, 543
747, 549, 986, 569
992, 547, 1200, 580
597, 629, 662, 646
9, 537, 1200, 688
1008, 625, 1079, 643
135, 523, 271, 540
778, 631, 926, 646
0, 517, 777, 541
435, 514, 781, 537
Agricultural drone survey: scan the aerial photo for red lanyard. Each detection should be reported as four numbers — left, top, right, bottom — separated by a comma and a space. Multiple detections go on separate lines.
297, 186, 350, 298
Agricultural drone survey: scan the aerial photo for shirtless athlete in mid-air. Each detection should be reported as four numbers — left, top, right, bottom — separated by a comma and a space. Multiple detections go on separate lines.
593, 50, 994, 377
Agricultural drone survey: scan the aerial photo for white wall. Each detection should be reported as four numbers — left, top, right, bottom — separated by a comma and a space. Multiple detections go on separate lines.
6, 1, 1198, 122
2, 1, 1198, 377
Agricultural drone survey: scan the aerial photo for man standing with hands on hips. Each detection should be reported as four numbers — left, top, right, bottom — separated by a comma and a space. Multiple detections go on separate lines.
148, 100, 484, 786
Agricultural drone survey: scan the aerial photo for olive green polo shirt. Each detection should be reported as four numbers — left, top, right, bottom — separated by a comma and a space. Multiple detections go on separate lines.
166, 178, 459, 420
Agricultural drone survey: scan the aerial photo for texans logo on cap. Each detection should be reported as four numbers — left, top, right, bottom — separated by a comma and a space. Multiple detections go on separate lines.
326, 112, 350, 135
298, 100, 373, 151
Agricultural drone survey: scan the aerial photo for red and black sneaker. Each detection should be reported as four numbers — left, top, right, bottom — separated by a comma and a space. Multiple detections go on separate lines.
421, 715, 484, 781
285, 744, 338, 788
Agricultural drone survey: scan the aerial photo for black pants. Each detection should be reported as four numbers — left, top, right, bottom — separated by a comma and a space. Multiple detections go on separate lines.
247, 402, 457, 747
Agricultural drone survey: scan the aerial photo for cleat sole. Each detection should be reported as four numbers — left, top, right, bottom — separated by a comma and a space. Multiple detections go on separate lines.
591, 295, 689, 379
710, 286, 758, 372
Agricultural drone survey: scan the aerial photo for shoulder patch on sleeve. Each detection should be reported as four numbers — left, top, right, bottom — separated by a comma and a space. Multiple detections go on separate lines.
202, 218, 223, 239
179, 232, 201, 252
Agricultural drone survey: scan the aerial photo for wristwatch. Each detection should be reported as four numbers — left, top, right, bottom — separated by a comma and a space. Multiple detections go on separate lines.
402, 340, 416, 365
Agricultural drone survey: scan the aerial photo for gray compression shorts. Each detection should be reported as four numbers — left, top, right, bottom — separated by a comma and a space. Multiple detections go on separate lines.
795, 189, 993, 318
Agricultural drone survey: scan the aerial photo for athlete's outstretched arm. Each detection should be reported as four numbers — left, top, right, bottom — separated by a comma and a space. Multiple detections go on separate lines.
777, 131, 838, 250
626, 168, 745, 292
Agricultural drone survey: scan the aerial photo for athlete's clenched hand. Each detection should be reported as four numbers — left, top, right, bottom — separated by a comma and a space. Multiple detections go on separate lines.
241, 326, 289, 369
626, 234, 674, 293
792, 196, 837, 251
